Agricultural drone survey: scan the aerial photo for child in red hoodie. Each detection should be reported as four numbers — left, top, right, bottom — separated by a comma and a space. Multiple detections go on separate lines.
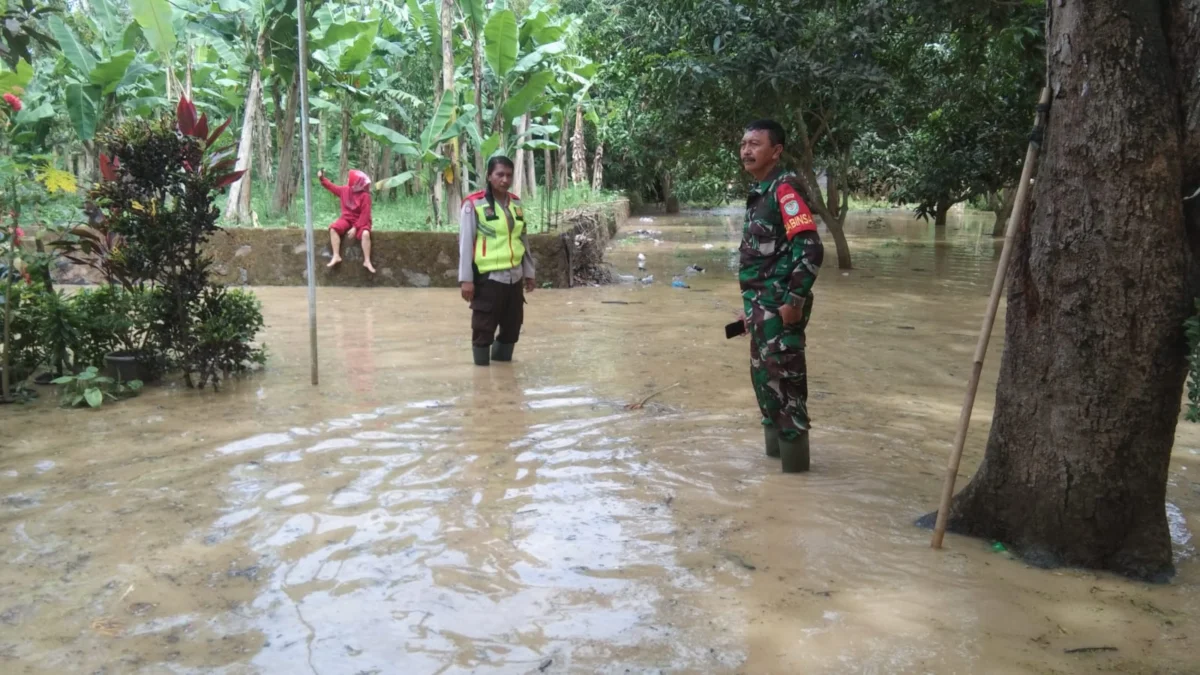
319, 168, 375, 273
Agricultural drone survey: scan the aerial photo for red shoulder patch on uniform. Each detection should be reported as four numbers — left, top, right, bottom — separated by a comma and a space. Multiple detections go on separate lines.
466, 190, 487, 201
509, 193, 521, 202
776, 182, 817, 239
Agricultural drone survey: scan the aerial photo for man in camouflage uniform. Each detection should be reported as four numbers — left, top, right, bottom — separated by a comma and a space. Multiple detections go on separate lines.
737, 119, 824, 473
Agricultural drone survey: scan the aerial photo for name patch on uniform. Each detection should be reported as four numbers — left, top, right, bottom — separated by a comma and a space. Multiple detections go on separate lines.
484, 207, 497, 220
513, 205, 524, 219
777, 183, 817, 239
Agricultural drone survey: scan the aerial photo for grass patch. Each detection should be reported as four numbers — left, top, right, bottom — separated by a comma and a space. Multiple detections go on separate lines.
217, 183, 618, 234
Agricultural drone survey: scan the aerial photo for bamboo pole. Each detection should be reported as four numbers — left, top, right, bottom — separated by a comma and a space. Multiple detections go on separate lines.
931, 87, 1051, 549
297, 0, 319, 386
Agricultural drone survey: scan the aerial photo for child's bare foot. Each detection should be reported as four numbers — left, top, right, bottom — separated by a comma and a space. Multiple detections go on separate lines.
364, 261, 376, 274
327, 256, 342, 268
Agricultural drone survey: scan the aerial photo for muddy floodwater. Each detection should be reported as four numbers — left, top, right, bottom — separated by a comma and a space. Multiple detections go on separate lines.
2, 209, 1198, 674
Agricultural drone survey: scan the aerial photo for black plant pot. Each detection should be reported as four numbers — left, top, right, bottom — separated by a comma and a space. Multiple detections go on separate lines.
33, 371, 58, 385
104, 351, 158, 384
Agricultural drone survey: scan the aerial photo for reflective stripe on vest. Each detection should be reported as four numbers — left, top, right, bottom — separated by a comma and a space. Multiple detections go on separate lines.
473, 196, 526, 274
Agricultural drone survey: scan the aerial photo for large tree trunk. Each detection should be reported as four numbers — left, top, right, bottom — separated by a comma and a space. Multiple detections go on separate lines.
513, 115, 527, 197
270, 73, 301, 214
440, 0, 462, 222
942, 0, 1198, 582
571, 106, 588, 186
933, 198, 952, 227
991, 186, 1018, 237
318, 109, 326, 167
591, 142, 604, 191
663, 170, 679, 213
526, 148, 537, 201
338, 100, 350, 181
254, 88, 273, 183
794, 145, 852, 269
556, 122, 570, 189
223, 36, 266, 224
379, 144, 393, 200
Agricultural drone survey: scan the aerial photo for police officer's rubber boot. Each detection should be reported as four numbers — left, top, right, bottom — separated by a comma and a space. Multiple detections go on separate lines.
764, 426, 781, 458
473, 345, 491, 367
780, 431, 810, 473
492, 342, 515, 362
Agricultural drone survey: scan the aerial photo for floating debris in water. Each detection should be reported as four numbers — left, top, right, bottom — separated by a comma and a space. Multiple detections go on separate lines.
685, 265, 705, 275
672, 279, 690, 289
640, 275, 654, 284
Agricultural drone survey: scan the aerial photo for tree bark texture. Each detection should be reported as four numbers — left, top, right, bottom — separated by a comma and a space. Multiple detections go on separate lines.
513, 115, 527, 197
253, 87, 273, 183
592, 142, 604, 191
271, 73, 301, 214
339, 100, 350, 182
991, 186, 1018, 238
223, 38, 265, 224
525, 116, 537, 200
944, 0, 1198, 582
440, 0, 462, 221
556, 120, 570, 189
794, 138, 852, 269
572, 106, 588, 187
318, 109, 326, 168
934, 199, 951, 228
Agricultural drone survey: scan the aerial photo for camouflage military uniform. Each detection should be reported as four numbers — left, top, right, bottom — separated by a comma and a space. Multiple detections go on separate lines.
739, 169, 824, 441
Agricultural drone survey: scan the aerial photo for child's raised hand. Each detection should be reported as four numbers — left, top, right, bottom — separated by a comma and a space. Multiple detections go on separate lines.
318, 169, 324, 180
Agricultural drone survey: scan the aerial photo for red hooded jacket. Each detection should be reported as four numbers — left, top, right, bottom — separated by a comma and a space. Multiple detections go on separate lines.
320, 169, 373, 230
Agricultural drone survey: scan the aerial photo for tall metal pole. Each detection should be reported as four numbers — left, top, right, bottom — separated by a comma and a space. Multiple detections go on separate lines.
297, 0, 319, 385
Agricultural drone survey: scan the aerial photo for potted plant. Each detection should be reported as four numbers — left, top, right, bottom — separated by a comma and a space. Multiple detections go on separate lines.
84, 96, 263, 390
72, 284, 161, 383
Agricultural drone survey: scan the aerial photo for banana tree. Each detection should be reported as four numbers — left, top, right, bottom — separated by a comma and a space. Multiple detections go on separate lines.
48, 1, 166, 145
362, 92, 467, 227
480, 2, 575, 177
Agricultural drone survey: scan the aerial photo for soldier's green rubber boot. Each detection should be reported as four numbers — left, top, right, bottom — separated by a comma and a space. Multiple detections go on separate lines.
492, 342, 515, 362
780, 432, 810, 473
473, 345, 491, 366
764, 426, 781, 458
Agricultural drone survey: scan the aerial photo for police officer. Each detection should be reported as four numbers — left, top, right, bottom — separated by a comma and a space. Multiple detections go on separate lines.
737, 120, 824, 472
458, 156, 536, 366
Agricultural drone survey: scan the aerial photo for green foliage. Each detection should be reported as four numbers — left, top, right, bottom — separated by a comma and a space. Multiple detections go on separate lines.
186, 287, 266, 391
70, 285, 158, 369
0, 0, 61, 69
52, 365, 142, 408
485, 10, 519, 78
26, 288, 82, 376
0, 284, 42, 385
129, 0, 176, 57
1185, 299, 1200, 423
88, 96, 263, 390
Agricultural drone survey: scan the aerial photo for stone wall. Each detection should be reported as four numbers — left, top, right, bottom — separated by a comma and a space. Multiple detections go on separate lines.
51, 199, 628, 289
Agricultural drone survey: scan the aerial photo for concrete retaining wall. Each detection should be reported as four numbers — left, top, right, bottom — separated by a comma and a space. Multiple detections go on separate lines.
206, 199, 627, 289
51, 199, 628, 289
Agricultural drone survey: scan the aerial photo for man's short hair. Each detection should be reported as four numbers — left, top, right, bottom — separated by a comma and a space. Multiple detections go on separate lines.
746, 119, 786, 148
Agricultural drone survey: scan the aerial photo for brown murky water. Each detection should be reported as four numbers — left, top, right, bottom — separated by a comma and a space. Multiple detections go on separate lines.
2, 209, 1198, 674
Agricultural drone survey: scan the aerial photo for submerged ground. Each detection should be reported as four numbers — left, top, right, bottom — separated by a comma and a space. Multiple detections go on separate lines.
2, 209, 1197, 674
